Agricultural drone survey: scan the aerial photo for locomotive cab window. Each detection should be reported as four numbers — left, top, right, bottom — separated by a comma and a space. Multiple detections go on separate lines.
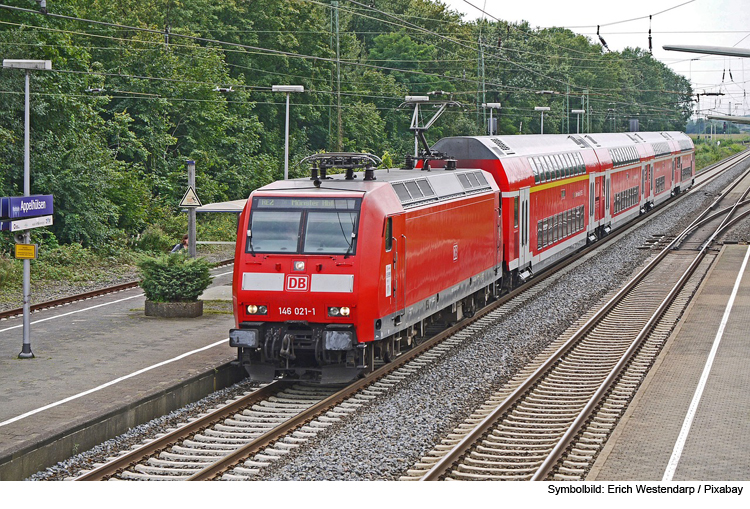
247, 197, 361, 255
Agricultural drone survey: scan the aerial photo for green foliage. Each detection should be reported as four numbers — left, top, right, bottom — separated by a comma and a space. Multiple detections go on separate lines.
0, 0, 694, 258
694, 139, 747, 171
134, 226, 176, 254
138, 254, 213, 302
0, 256, 21, 290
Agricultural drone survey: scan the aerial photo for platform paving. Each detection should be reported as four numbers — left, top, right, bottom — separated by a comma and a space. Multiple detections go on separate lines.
0, 267, 241, 480
589, 244, 750, 481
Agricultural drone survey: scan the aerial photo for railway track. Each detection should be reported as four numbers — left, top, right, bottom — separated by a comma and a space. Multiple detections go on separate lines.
46, 152, 750, 480
0, 259, 234, 321
401, 159, 750, 482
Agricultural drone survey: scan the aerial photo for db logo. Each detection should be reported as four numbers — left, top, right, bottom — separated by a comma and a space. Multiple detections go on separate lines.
286, 275, 309, 292
453, 244, 459, 261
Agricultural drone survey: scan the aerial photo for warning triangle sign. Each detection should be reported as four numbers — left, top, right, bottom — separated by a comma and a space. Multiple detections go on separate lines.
180, 186, 202, 207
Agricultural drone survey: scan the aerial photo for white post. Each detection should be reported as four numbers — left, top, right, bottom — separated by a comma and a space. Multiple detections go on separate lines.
187, 160, 197, 258
21, 70, 32, 358
3, 59, 51, 359
284, 92, 290, 180
272, 85, 303, 180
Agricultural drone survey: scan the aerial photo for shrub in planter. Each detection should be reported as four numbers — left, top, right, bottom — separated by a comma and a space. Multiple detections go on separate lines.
137, 254, 213, 317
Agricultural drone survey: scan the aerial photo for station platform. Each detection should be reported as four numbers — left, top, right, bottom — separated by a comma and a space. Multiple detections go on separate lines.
0, 266, 241, 481
589, 244, 750, 481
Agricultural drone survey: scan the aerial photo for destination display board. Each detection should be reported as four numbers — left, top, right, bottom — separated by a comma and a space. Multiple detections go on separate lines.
254, 197, 360, 210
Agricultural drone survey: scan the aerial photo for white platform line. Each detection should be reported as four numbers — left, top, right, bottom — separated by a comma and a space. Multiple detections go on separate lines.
662, 245, 750, 481
0, 269, 233, 335
0, 294, 144, 334
0, 338, 228, 428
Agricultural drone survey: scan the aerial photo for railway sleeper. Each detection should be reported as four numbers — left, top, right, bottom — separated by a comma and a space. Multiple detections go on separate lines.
470, 451, 547, 462
192, 435, 252, 445
557, 466, 586, 476
225, 466, 261, 478
476, 444, 550, 453
243, 459, 273, 468
147, 458, 209, 469
133, 464, 195, 476
160, 451, 226, 462
119, 471, 179, 481
233, 412, 291, 422
465, 457, 542, 467
180, 439, 239, 450
456, 464, 539, 475
449, 471, 532, 481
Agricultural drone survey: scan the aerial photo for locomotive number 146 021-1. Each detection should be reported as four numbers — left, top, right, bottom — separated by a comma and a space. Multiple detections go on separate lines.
279, 307, 316, 316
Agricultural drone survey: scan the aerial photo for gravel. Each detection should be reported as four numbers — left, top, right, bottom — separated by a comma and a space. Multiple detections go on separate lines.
24, 163, 750, 481
26, 377, 261, 481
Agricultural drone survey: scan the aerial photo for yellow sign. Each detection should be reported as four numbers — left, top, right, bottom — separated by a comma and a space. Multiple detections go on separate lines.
14, 244, 37, 260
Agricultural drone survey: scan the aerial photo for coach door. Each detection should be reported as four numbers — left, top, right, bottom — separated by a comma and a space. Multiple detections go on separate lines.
391, 214, 406, 320
518, 188, 530, 267
595, 176, 605, 222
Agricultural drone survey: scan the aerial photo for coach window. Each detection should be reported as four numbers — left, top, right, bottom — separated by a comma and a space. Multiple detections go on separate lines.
514, 197, 519, 228
543, 156, 552, 181
530, 158, 539, 183
385, 217, 392, 252
537, 221, 543, 250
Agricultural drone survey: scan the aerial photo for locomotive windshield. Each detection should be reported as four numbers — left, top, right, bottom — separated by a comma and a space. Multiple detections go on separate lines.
247, 197, 361, 255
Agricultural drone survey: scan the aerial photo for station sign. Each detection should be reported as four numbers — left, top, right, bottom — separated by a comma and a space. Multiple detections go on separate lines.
0, 215, 53, 232
0, 195, 54, 219
14, 244, 38, 260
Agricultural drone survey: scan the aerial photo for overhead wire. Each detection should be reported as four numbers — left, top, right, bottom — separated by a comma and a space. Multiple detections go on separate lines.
0, 2, 691, 125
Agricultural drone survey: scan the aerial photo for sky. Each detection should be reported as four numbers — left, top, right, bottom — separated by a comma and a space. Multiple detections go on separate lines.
440, 0, 750, 118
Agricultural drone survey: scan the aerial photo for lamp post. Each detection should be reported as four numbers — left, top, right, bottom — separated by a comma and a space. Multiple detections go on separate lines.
571, 109, 585, 134
534, 106, 550, 134
482, 102, 501, 135
272, 85, 304, 180
3, 59, 52, 359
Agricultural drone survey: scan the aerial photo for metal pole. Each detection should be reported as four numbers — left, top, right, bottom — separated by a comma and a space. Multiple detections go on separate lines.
284, 92, 290, 180
20, 69, 33, 359
541, 111, 544, 134
489, 108, 493, 135
187, 160, 197, 258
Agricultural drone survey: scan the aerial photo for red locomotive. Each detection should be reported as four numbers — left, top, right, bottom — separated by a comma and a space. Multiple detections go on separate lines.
230, 132, 694, 382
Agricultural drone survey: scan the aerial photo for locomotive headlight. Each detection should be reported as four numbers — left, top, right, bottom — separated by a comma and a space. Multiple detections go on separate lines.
293, 260, 306, 271
328, 306, 351, 317
246, 305, 267, 315
247, 305, 258, 314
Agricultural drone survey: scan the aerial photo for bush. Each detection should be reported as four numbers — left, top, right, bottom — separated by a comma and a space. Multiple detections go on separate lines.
137, 254, 213, 302
0, 255, 21, 289
134, 225, 175, 253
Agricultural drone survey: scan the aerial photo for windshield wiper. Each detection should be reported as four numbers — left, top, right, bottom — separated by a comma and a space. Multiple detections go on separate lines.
344, 232, 356, 259
247, 230, 256, 257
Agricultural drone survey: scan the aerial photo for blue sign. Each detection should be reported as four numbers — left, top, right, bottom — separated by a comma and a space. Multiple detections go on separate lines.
0, 195, 53, 219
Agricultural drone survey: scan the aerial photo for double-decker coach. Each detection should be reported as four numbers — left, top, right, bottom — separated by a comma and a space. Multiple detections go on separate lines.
429, 131, 694, 286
